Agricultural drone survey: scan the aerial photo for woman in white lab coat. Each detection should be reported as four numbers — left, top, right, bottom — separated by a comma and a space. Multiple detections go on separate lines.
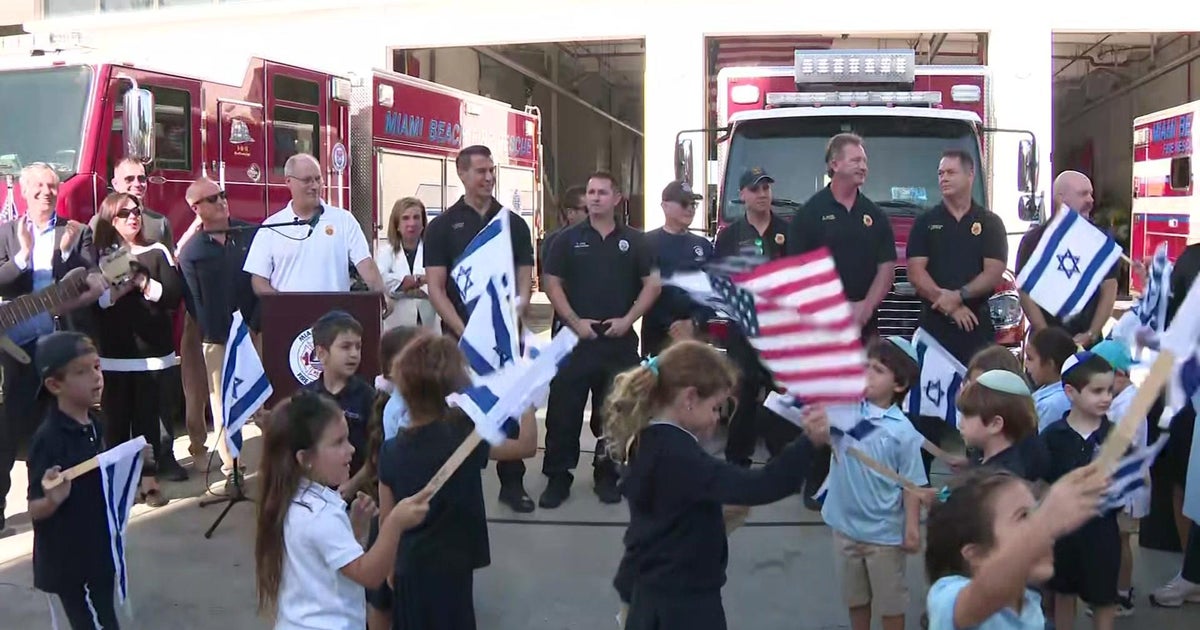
376, 197, 439, 331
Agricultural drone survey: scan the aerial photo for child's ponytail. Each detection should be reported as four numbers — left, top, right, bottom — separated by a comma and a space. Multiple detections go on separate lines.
603, 340, 738, 462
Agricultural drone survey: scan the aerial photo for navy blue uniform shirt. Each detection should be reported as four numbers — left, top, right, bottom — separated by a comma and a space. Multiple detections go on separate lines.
305, 374, 375, 476
27, 403, 114, 593
643, 228, 714, 334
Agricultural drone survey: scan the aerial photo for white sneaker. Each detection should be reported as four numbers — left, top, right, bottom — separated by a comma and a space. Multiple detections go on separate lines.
1149, 574, 1200, 607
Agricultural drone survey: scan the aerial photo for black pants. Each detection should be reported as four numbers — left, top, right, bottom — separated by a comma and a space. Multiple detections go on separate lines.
101, 371, 162, 476
542, 336, 638, 479
392, 570, 475, 630
155, 366, 183, 468
1, 343, 46, 517
1183, 523, 1200, 583
56, 575, 120, 630
626, 587, 726, 630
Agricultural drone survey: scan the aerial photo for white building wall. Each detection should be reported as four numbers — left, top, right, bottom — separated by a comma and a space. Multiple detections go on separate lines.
16, 0, 1199, 234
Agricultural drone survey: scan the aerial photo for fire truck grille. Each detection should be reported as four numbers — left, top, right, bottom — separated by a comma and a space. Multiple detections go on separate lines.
878, 267, 922, 339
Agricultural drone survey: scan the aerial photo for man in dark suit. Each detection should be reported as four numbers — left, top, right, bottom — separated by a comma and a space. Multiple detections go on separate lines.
0, 163, 105, 535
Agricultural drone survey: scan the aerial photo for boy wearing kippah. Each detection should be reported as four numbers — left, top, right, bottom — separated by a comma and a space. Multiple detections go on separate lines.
955, 370, 1047, 482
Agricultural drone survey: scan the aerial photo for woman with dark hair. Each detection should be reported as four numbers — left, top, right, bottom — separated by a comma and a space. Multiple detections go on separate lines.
375, 197, 438, 331
92, 192, 185, 507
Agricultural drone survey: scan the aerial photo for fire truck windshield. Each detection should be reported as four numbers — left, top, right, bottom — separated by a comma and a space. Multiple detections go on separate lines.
722, 115, 985, 223
0, 66, 93, 180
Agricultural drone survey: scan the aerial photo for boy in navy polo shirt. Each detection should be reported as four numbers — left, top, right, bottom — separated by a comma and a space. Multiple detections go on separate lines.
1041, 352, 1120, 630
303, 310, 375, 501
26, 331, 120, 629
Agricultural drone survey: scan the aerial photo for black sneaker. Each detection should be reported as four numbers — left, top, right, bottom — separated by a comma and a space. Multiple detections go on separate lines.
539, 474, 572, 509
1117, 589, 1135, 617
159, 460, 189, 482
594, 475, 622, 504
498, 483, 535, 513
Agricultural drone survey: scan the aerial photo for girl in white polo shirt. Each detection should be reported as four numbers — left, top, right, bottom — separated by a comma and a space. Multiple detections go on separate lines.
255, 390, 430, 630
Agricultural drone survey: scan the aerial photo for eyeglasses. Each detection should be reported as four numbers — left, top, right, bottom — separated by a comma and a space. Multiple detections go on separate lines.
116, 205, 142, 220
287, 175, 322, 186
197, 190, 227, 205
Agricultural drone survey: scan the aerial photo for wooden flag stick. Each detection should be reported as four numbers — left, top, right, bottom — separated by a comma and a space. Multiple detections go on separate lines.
846, 446, 924, 493
421, 431, 485, 497
42, 456, 100, 491
1095, 349, 1176, 470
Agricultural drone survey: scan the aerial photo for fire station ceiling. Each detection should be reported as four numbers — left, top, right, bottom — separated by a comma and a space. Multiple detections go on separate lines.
1052, 33, 1177, 83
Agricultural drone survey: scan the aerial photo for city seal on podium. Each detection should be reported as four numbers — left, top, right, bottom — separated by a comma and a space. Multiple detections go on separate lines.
289, 328, 322, 385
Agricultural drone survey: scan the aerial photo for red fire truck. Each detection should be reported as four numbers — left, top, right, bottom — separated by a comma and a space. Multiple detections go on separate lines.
0, 53, 542, 256
1130, 101, 1196, 292
676, 48, 1039, 347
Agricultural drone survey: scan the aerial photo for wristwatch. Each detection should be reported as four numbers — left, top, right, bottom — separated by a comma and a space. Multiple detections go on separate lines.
958, 287, 970, 302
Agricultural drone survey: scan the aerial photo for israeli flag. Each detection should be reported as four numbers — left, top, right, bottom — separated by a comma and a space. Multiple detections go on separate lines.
1130, 243, 1172, 333
98, 435, 147, 605
1102, 434, 1168, 512
222, 310, 272, 458
908, 329, 966, 426
1016, 206, 1122, 320
459, 274, 520, 377
448, 329, 577, 445
452, 209, 516, 312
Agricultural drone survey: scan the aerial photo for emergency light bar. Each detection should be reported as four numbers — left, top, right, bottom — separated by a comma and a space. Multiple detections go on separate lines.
794, 49, 916, 85
765, 91, 942, 107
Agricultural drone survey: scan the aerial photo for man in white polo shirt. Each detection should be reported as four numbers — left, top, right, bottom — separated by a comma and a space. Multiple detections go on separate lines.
244, 154, 391, 314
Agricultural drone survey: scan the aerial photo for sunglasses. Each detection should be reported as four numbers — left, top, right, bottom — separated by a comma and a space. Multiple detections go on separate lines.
122, 175, 148, 183
197, 190, 227, 205
116, 205, 142, 219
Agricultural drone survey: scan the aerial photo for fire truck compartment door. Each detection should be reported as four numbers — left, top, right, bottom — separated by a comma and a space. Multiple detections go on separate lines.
218, 100, 267, 219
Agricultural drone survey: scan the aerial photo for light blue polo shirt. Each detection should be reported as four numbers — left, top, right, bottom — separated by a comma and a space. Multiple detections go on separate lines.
820, 402, 928, 546
382, 388, 411, 441
927, 575, 1044, 630
1033, 382, 1071, 432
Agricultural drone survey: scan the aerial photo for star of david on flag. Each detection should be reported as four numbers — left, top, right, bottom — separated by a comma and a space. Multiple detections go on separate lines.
222, 310, 272, 458
452, 208, 521, 378
98, 435, 148, 605
907, 328, 965, 426
1016, 206, 1122, 320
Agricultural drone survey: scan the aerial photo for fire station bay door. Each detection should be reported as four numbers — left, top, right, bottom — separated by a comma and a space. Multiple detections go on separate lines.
217, 100, 267, 220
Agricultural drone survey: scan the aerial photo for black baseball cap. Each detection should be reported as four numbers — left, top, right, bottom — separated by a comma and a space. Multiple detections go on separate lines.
661, 180, 702, 205
35, 331, 97, 396
739, 167, 775, 189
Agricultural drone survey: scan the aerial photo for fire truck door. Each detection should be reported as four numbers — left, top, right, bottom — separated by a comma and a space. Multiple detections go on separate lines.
218, 100, 267, 221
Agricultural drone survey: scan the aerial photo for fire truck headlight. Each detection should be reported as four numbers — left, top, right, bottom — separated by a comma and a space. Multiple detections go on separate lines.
989, 291, 1023, 329
730, 84, 761, 105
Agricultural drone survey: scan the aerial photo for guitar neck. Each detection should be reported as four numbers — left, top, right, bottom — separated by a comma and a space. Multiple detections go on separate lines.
0, 272, 88, 332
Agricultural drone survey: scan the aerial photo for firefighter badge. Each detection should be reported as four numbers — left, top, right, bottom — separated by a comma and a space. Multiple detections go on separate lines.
774, 233, 785, 245
325, 225, 335, 236
863, 214, 874, 228
970, 222, 982, 236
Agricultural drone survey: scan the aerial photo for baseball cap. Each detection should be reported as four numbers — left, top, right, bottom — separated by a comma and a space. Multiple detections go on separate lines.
1091, 339, 1134, 373
35, 331, 97, 396
738, 167, 775, 190
661, 180, 702, 205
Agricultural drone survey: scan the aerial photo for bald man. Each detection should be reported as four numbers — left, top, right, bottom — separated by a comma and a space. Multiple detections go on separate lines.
178, 177, 258, 475
1015, 170, 1116, 348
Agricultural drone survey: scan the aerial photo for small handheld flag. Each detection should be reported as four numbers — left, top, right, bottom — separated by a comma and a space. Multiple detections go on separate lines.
1016, 207, 1122, 320
222, 310, 272, 458
909, 329, 966, 425
97, 436, 147, 605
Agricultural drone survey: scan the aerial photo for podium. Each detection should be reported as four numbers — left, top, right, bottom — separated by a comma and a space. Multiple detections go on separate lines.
260, 292, 382, 406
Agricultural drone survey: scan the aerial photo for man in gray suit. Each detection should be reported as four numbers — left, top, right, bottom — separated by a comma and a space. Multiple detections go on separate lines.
0, 162, 105, 535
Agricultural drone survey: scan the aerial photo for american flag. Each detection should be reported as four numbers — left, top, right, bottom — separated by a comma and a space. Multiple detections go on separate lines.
712, 247, 865, 404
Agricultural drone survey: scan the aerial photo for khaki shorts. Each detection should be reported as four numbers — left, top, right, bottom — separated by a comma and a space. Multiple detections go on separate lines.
832, 530, 908, 615
1118, 512, 1139, 534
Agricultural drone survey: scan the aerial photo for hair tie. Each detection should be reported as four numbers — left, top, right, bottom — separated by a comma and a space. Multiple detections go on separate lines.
641, 355, 660, 376
935, 486, 952, 503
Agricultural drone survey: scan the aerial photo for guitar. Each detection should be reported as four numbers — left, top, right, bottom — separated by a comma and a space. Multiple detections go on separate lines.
0, 247, 136, 363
